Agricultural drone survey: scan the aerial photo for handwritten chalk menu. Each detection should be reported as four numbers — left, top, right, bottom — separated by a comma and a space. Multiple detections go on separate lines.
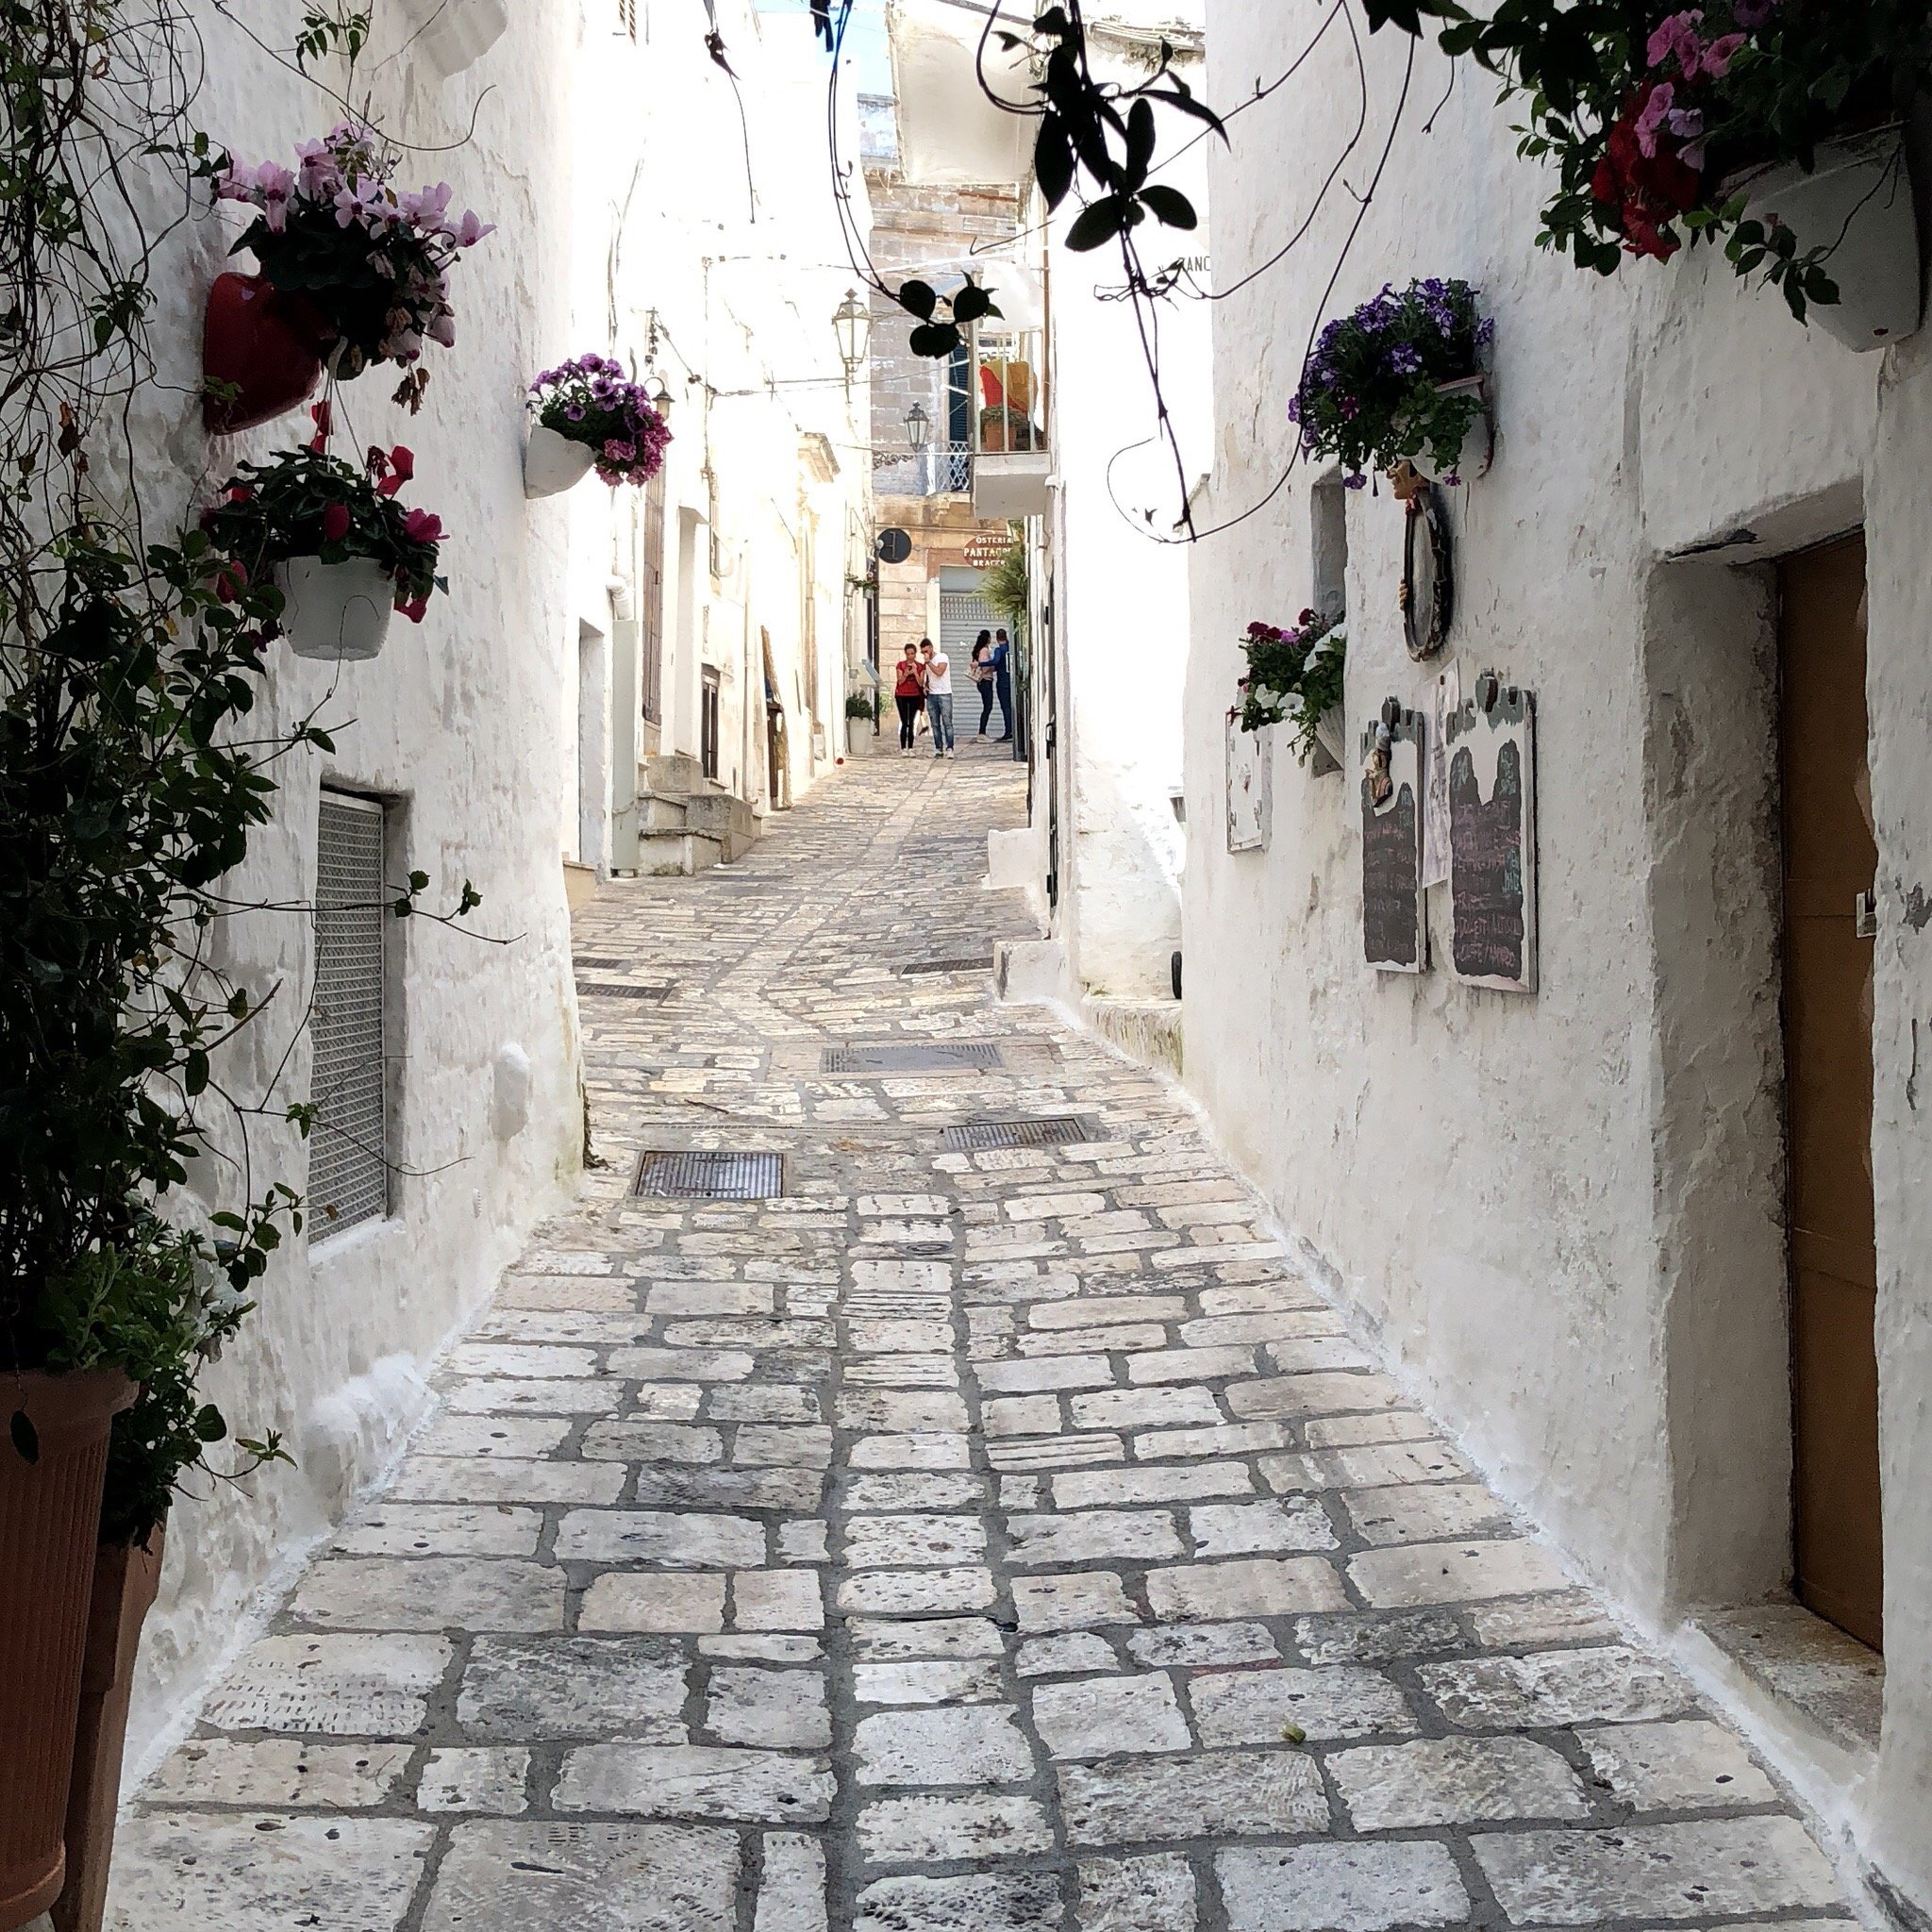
1225, 711, 1272, 853
1444, 676, 1538, 992
1361, 705, 1425, 973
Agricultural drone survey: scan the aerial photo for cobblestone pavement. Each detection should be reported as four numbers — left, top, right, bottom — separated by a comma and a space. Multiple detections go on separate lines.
112, 740, 1857, 1930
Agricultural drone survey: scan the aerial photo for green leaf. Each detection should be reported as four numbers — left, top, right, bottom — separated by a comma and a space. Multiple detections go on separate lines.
908, 321, 962, 358
1140, 185, 1197, 230
1066, 196, 1128, 251
896, 279, 939, 321
1036, 117, 1075, 210
951, 283, 996, 325
194, 1404, 228, 1442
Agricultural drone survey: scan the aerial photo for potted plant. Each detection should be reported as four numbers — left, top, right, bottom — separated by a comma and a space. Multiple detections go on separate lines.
1291, 280, 1494, 486
201, 432, 448, 661
844, 690, 879, 757
1409, 0, 1927, 343
205, 120, 493, 430
1239, 609, 1348, 768
525, 357, 672, 498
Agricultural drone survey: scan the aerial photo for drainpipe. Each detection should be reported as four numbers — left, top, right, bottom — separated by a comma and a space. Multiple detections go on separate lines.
608, 575, 641, 873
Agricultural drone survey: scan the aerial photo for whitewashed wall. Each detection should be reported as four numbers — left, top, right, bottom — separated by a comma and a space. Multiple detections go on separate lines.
1183, 6, 1932, 1908
1041, 15, 1209, 1000
125, 0, 587, 1768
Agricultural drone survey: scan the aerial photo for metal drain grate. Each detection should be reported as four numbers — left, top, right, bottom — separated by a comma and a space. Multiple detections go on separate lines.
823, 1041, 1005, 1074
633, 1149, 783, 1199
574, 956, 627, 971
943, 1115, 1093, 1152
578, 981, 674, 1002
899, 956, 995, 977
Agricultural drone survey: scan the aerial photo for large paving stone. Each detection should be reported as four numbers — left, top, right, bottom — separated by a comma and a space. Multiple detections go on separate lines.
854, 1873, 1062, 1932
1327, 1735, 1589, 1829
1576, 1719, 1778, 1811
419, 1821, 738, 1930
200, 1633, 452, 1736
554, 1745, 834, 1823
1076, 1854, 1197, 1932
287, 1557, 562, 1632
856, 1792, 1055, 1863
1417, 1646, 1690, 1729
553, 1508, 767, 1567
1058, 1751, 1328, 1843
1032, 1674, 1191, 1758
107, 1814, 431, 1930
1216, 1842, 1468, 1931
1144, 1557, 1347, 1622
1187, 1665, 1413, 1744
458, 1635, 687, 1740
141, 1739, 413, 1807
853, 1705, 1037, 1786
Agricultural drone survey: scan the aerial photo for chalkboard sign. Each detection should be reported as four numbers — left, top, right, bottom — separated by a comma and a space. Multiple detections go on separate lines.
1444, 675, 1537, 992
1225, 711, 1271, 853
1360, 704, 1425, 973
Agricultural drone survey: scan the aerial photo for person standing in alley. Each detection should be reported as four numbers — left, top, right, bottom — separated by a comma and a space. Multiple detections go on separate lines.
971, 629, 996, 737
992, 627, 1014, 742
922, 638, 956, 758
892, 641, 925, 754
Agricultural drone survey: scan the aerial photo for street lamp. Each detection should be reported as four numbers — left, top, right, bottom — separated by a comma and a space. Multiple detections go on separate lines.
905, 403, 930, 453
832, 289, 871, 380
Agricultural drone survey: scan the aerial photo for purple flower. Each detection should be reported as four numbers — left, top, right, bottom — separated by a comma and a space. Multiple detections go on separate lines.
1733, 0, 1776, 25
1635, 80, 1675, 157
1389, 343, 1422, 375
1344, 474, 1367, 490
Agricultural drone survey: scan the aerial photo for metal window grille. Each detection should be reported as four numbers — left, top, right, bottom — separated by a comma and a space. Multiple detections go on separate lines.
309, 792, 389, 1237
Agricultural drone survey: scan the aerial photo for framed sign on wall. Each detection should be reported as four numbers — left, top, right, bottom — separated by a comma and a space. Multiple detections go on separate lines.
1225, 709, 1272, 853
1444, 671, 1538, 992
1361, 699, 1426, 974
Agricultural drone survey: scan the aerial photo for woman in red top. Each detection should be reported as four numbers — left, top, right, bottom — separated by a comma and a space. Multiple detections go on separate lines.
892, 641, 926, 753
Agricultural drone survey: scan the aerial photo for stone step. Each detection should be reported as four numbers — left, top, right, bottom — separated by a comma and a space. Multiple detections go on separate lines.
643, 750, 708, 798
636, 828, 724, 876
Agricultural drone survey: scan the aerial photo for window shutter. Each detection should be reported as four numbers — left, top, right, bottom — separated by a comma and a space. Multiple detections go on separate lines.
309, 791, 389, 1236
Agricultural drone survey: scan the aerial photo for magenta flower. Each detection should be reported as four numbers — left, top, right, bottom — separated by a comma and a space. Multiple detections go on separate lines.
1635, 81, 1676, 157
1646, 10, 1705, 72
321, 502, 351, 541
403, 508, 444, 543
1700, 31, 1746, 75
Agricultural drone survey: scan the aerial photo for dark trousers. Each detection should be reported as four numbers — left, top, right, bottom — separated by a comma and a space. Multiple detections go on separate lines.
894, 694, 922, 747
993, 669, 1013, 738
977, 679, 997, 734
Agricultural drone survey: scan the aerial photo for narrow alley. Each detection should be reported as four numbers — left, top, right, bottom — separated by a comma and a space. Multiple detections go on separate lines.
104, 745, 1857, 1930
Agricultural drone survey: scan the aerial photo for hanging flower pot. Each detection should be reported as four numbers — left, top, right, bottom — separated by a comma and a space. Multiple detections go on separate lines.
1738, 127, 1921, 351
1311, 703, 1347, 770
399, 0, 509, 77
525, 358, 672, 491
0, 1368, 136, 1930
1409, 375, 1493, 484
524, 424, 596, 499
1237, 612, 1348, 772
275, 557, 396, 661
200, 272, 336, 435
202, 444, 448, 664
50, 1529, 166, 1932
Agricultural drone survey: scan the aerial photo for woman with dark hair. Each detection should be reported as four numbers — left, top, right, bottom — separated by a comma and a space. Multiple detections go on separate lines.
971, 629, 996, 737
892, 641, 925, 753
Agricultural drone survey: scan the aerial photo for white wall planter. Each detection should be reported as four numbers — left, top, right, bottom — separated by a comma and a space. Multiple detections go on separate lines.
1311, 702, 1347, 770
1740, 128, 1921, 351
398, 0, 508, 78
845, 723, 874, 758
1410, 375, 1492, 483
525, 424, 595, 499
275, 557, 393, 662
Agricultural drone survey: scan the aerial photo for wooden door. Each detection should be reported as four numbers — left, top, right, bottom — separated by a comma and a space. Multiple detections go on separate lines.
1780, 533, 1883, 1651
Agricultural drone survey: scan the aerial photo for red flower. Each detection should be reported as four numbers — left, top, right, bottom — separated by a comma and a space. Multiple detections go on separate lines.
321, 502, 352, 541
226, 483, 253, 502
1591, 83, 1704, 261
213, 558, 247, 604
396, 593, 429, 624
308, 399, 333, 453
402, 507, 443, 544
388, 445, 414, 482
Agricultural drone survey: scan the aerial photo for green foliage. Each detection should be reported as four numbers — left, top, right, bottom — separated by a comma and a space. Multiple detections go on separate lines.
982, 532, 1029, 634
1240, 611, 1346, 767
1374, 0, 1932, 321
845, 691, 879, 721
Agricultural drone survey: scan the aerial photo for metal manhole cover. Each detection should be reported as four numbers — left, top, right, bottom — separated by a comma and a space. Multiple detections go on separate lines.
899, 956, 995, 977
633, 1149, 783, 1199
822, 1042, 1005, 1074
943, 1115, 1092, 1151
579, 981, 674, 1002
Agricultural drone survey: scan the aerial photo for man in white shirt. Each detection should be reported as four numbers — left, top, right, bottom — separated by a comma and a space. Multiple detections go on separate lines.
920, 640, 956, 758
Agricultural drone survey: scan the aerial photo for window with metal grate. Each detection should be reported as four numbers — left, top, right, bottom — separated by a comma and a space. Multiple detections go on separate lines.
308, 791, 390, 1239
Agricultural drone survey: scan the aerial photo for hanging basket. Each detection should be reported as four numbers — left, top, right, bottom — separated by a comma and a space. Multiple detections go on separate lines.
275, 557, 395, 662
0, 1369, 136, 1932
524, 424, 596, 499
51, 1529, 166, 1932
1738, 126, 1921, 352
400, 0, 508, 77
1408, 375, 1492, 484
201, 272, 337, 436
1311, 702, 1347, 769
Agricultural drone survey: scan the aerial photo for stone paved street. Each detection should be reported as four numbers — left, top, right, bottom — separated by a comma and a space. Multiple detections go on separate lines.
110, 743, 1858, 1930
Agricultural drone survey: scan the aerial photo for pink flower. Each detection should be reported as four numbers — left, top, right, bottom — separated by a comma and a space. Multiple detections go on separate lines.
453, 209, 493, 248
1700, 32, 1746, 75
321, 502, 351, 541
401, 182, 453, 229
1646, 9, 1704, 73
426, 312, 457, 348
603, 439, 637, 464
403, 508, 443, 545
1635, 80, 1675, 157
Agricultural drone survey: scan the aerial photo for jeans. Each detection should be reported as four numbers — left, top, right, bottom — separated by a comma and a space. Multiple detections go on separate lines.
894, 694, 922, 747
926, 692, 956, 752
993, 669, 1013, 738
977, 679, 996, 734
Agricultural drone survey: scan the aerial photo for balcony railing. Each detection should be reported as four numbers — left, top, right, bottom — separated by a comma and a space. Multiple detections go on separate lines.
873, 441, 974, 498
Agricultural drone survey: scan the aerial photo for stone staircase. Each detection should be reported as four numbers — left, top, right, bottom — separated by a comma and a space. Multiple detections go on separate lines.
636, 752, 760, 875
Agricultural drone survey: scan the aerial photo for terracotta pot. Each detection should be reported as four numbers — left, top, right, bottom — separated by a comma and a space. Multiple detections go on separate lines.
51, 1531, 165, 1932
0, 1370, 136, 1932
202, 272, 336, 435
524, 423, 596, 498
274, 556, 396, 662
